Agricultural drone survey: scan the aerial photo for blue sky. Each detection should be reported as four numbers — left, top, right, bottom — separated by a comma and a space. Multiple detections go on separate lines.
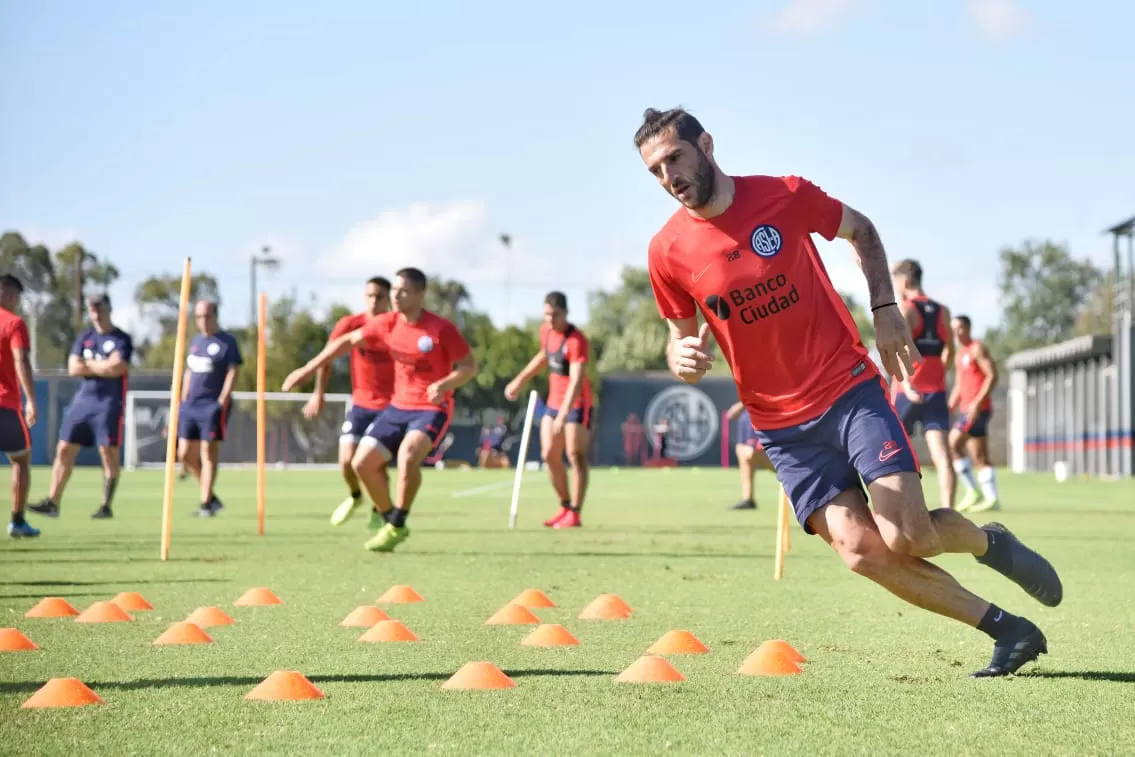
2, 0, 1132, 342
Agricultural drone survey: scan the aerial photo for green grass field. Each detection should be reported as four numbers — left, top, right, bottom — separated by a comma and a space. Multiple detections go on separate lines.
2, 465, 1133, 756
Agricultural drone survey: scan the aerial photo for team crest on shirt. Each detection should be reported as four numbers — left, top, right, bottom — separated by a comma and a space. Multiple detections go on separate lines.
750, 225, 782, 258
207, 342, 221, 356
417, 335, 434, 353
103, 339, 116, 352
83, 348, 94, 359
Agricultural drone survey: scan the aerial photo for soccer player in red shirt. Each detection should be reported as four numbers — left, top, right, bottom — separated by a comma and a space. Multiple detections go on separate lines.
0, 275, 39, 538
889, 259, 957, 510
637, 106, 1060, 677
725, 400, 771, 511
948, 315, 1001, 513
505, 291, 593, 528
283, 268, 477, 552
302, 276, 393, 527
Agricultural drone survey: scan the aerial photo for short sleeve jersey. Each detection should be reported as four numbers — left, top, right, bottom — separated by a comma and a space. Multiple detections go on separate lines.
955, 341, 994, 412
539, 322, 593, 410
360, 310, 471, 411
185, 330, 243, 404
648, 175, 877, 430
70, 326, 133, 405
331, 312, 394, 410
0, 309, 30, 411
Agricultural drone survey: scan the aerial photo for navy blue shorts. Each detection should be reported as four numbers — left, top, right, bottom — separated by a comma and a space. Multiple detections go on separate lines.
0, 408, 31, 456
754, 379, 920, 535
363, 405, 452, 461
341, 403, 383, 445
177, 400, 229, 442
893, 390, 950, 434
545, 404, 592, 430
59, 401, 122, 448
735, 418, 761, 448
954, 409, 992, 438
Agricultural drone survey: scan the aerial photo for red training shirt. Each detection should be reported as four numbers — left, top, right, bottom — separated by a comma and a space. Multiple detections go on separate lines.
540, 322, 593, 410
331, 312, 393, 410
0, 308, 30, 412
648, 175, 878, 431
955, 341, 993, 413
360, 310, 471, 411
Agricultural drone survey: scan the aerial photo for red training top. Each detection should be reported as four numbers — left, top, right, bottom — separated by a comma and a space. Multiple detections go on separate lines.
0, 308, 30, 411
955, 341, 993, 412
540, 322, 592, 410
360, 310, 471, 411
893, 295, 949, 395
331, 312, 394, 410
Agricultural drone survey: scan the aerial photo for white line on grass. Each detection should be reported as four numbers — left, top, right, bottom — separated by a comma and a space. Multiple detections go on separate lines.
451, 480, 514, 499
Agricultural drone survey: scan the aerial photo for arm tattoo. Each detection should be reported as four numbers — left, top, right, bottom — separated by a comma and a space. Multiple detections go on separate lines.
849, 215, 896, 309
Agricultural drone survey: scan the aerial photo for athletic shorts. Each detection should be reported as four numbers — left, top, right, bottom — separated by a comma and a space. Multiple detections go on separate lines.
735, 418, 762, 449
0, 407, 31, 456
59, 401, 122, 448
754, 379, 920, 535
341, 403, 384, 445
178, 400, 230, 442
954, 409, 992, 438
893, 390, 950, 434
362, 405, 452, 461
545, 404, 592, 429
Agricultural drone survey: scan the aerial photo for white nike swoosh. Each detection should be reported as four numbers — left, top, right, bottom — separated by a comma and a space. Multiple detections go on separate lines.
692, 263, 712, 282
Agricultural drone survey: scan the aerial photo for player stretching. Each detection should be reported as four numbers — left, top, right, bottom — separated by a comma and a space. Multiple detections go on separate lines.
949, 315, 1000, 513
30, 294, 132, 520
283, 268, 476, 552
637, 107, 1060, 677
725, 401, 770, 511
0, 276, 40, 538
505, 292, 593, 528
177, 300, 242, 518
890, 260, 957, 509
303, 276, 392, 527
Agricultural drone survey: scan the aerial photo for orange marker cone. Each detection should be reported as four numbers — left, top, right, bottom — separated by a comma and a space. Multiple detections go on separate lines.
757, 639, 807, 664
153, 622, 214, 645
358, 619, 419, 643
24, 597, 79, 618
512, 588, 555, 608
485, 603, 541, 625
377, 584, 424, 603
521, 624, 580, 647
615, 655, 685, 683
75, 601, 132, 623
736, 644, 803, 676
111, 591, 154, 612
0, 628, 39, 651
340, 605, 392, 627
245, 671, 325, 701
186, 606, 236, 628
234, 587, 283, 606
579, 593, 632, 620
647, 629, 710, 655
21, 678, 105, 708
441, 661, 517, 690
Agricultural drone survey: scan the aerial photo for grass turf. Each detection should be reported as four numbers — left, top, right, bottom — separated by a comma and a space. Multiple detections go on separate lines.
2, 466, 1133, 756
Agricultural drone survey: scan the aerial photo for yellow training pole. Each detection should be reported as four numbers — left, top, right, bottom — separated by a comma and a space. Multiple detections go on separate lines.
774, 484, 787, 580
780, 487, 791, 554
256, 292, 267, 536
160, 258, 192, 561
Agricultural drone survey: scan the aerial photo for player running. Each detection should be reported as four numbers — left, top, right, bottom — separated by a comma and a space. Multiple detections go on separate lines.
283, 268, 476, 552
0, 275, 40, 538
478, 415, 509, 468
302, 276, 393, 527
637, 106, 1061, 677
890, 259, 957, 509
177, 300, 242, 518
949, 315, 1000, 513
504, 291, 593, 528
725, 400, 770, 511
30, 293, 132, 520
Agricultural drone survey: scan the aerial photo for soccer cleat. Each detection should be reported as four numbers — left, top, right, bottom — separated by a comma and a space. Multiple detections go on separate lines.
967, 497, 1001, 514
955, 490, 981, 512
330, 495, 363, 526
729, 498, 758, 510
7, 520, 40, 538
91, 506, 113, 519
28, 500, 59, 518
364, 522, 410, 552
970, 618, 1048, 678
979, 523, 1063, 607
553, 510, 581, 529
543, 507, 572, 527
368, 510, 386, 530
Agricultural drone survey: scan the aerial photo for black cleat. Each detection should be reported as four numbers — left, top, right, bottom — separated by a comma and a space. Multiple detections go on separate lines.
91, 506, 113, 519
977, 523, 1063, 607
729, 499, 757, 510
28, 500, 60, 518
971, 618, 1048, 678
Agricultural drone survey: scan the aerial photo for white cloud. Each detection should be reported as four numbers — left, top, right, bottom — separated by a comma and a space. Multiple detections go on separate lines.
767, 0, 858, 35
967, 0, 1028, 41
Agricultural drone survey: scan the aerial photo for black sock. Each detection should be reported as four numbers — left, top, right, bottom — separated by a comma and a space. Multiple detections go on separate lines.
350, 489, 362, 500
102, 477, 118, 509
977, 604, 1020, 640
976, 529, 1012, 573
386, 508, 408, 528
561, 499, 574, 512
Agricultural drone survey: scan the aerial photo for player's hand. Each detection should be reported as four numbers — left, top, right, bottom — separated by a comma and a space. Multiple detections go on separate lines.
23, 399, 36, 427
668, 322, 713, 384
965, 402, 978, 419
504, 379, 521, 402
873, 305, 921, 383
281, 367, 309, 392
302, 393, 324, 420
426, 381, 445, 405
903, 385, 923, 404
551, 414, 566, 437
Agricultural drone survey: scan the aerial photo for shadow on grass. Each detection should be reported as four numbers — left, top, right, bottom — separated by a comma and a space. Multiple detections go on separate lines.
0, 578, 228, 588
1020, 671, 1135, 683
405, 549, 822, 560
0, 591, 111, 600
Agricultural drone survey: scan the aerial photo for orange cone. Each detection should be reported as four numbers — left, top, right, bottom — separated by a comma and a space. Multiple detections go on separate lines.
245, 671, 325, 701
757, 639, 807, 664
21, 678, 104, 708
512, 589, 555, 608
358, 619, 419, 643
153, 622, 214, 645
441, 661, 516, 690
24, 597, 79, 618
647, 629, 710, 655
377, 585, 424, 604
0, 628, 39, 651
485, 603, 541, 625
615, 655, 685, 683
521, 624, 579, 647
579, 593, 632, 620
736, 644, 803, 676
186, 606, 236, 628
234, 587, 283, 606
340, 605, 392, 627
75, 601, 132, 623
111, 591, 154, 612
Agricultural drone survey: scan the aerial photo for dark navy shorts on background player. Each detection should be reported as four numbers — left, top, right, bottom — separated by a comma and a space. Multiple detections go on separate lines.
363, 406, 451, 459
753, 379, 920, 534
341, 404, 383, 445
0, 408, 31, 456
59, 402, 122, 448
545, 404, 592, 429
178, 401, 229, 442
893, 390, 950, 434
954, 409, 992, 438
735, 418, 761, 448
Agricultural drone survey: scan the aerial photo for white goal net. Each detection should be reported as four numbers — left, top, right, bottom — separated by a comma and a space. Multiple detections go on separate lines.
123, 390, 354, 470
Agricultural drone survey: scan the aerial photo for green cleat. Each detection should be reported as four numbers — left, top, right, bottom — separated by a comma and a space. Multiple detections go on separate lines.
364, 522, 410, 552
368, 509, 386, 530
967, 496, 1001, 514
330, 495, 364, 526
956, 490, 981, 513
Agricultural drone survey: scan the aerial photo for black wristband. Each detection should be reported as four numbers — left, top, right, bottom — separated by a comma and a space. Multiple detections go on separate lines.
870, 302, 897, 312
